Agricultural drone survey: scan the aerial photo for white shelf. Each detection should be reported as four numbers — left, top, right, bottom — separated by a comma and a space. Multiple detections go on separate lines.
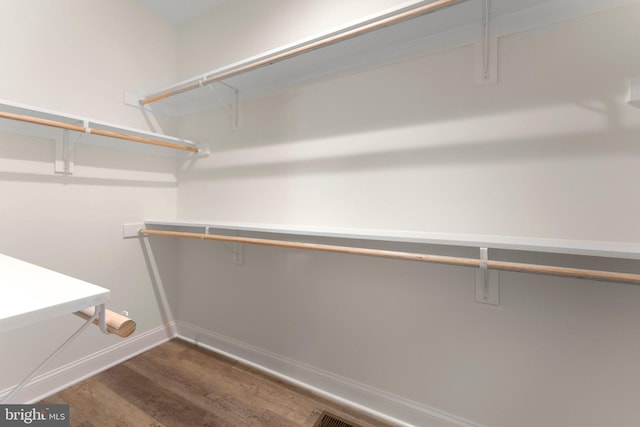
0, 253, 110, 333
143, 220, 640, 260
136, 0, 481, 116
0, 98, 206, 157
136, 0, 637, 117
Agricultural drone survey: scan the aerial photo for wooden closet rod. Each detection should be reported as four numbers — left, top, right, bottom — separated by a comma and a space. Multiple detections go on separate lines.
74, 307, 136, 338
140, 229, 640, 285
140, 0, 462, 105
0, 111, 198, 153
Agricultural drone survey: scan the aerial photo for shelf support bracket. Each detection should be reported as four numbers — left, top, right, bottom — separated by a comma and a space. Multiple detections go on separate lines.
475, 247, 499, 305
205, 227, 243, 265
475, 0, 498, 85
232, 240, 243, 265
227, 82, 241, 130
54, 130, 74, 175
206, 81, 241, 130
0, 304, 103, 403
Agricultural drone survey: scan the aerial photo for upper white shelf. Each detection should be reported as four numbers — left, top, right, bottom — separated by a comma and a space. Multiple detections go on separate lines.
134, 0, 476, 116
135, 0, 634, 117
0, 98, 206, 157
0, 253, 110, 334
143, 220, 640, 260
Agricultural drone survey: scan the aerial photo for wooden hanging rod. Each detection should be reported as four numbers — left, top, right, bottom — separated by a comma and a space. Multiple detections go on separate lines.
140, 229, 640, 285
74, 307, 136, 338
0, 111, 198, 153
140, 0, 462, 105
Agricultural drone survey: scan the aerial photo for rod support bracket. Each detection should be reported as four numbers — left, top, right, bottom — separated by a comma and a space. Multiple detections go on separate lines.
475, 247, 499, 305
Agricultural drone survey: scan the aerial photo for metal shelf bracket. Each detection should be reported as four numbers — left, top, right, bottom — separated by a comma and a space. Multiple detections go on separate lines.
205, 227, 243, 265
206, 81, 242, 130
54, 130, 74, 175
475, 0, 498, 85
0, 303, 107, 403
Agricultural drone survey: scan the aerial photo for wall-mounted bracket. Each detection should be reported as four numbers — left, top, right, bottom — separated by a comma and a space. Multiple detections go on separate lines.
475, 247, 499, 305
475, 0, 498, 85
205, 227, 243, 265
54, 130, 74, 175
122, 223, 144, 239
231, 241, 243, 265
1, 303, 103, 403
627, 76, 640, 108
206, 81, 242, 130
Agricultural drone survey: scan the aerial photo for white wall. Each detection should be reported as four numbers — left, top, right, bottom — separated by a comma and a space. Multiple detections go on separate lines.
0, 0, 180, 399
1, 1, 639, 426
177, 2, 640, 242
174, 2, 640, 427
177, 0, 421, 78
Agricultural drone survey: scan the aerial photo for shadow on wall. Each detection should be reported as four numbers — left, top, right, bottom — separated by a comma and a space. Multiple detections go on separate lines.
174, 6, 640, 173
140, 235, 180, 327
180, 104, 640, 181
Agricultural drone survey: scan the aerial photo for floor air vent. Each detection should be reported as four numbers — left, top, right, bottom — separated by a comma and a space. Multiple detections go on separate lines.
313, 411, 360, 427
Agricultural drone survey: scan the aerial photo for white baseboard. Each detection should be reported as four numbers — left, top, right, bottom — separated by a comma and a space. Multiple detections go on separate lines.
2, 320, 487, 427
0, 322, 177, 404
176, 321, 486, 427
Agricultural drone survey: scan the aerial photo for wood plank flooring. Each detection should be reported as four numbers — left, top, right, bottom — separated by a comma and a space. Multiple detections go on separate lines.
40, 339, 398, 427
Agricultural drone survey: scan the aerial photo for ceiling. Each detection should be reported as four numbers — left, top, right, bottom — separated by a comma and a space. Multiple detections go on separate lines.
136, 0, 225, 26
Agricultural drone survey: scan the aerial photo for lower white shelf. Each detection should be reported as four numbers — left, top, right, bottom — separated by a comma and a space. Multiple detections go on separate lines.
142, 219, 640, 260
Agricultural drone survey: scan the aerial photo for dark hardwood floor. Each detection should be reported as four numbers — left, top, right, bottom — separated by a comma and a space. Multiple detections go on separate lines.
40, 339, 397, 427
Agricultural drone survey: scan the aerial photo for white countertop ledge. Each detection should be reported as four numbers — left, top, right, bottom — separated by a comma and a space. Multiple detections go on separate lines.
0, 253, 110, 333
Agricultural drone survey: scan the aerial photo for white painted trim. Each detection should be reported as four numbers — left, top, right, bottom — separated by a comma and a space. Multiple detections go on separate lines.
0, 322, 177, 403
176, 321, 487, 427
